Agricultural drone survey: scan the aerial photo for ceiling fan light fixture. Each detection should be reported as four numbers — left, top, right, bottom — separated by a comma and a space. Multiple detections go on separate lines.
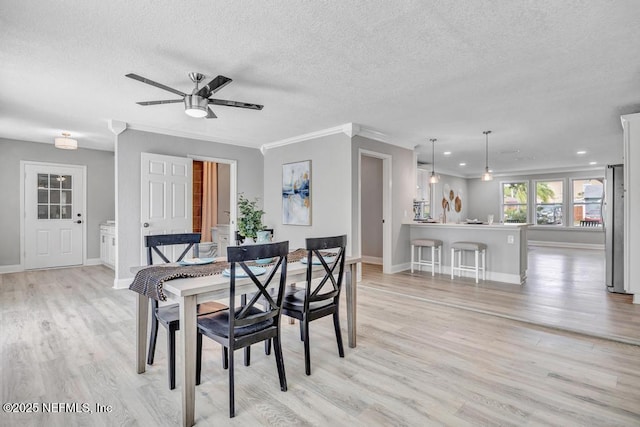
184, 95, 208, 118
54, 132, 78, 150
481, 130, 493, 181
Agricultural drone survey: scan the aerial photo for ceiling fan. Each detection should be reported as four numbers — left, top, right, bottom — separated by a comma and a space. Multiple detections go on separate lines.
125, 72, 263, 118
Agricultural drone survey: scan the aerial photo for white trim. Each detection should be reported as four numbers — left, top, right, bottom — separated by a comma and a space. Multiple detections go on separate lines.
0, 264, 22, 274
261, 123, 354, 152
20, 161, 87, 270
260, 123, 394, 153
390, 262, 411, 274
126, 122, 257, 149
113, 277, 132, 289
358, 149, 392, 274
528, 240, 605, 250
85, 258, 102, 266
361, 255, 383, 265
357, 127, 390, 144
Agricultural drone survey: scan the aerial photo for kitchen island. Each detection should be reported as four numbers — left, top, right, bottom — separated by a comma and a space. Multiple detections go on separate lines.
404, 221, 529, 284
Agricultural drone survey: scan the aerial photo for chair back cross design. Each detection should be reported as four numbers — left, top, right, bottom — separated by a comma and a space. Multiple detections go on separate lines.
304, 235, 347, 310
146, 232, 201, 265
227, 241, 289, 333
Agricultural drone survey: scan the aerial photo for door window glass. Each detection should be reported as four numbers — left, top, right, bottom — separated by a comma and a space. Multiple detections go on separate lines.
36, 174, 73, 220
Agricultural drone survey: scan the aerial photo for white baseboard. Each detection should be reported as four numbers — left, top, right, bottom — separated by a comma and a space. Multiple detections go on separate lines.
85, 258, 102, 266
390, 262, 411, 274
528, 240, 604, 250
633, 294, 640, 305
113, 277, 132, 289
0, 264, 22, 274
362, 255, 382, 265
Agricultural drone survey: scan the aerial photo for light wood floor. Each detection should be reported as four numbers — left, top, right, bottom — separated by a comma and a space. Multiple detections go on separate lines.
1, 248, 640, 426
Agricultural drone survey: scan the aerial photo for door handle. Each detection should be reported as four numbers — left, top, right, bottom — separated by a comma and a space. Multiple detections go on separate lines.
76, 220, 82, 224
143, 223, 149, 228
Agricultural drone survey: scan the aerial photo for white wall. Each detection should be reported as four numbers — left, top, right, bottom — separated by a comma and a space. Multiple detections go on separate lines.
361, 155, 383, 260
0, 138, 114, 267
115, 129, 263, 283
262, 133, 352, 252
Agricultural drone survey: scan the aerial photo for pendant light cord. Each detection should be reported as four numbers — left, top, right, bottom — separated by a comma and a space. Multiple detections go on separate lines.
430, 138, 437, 175
483, 130, 491, 170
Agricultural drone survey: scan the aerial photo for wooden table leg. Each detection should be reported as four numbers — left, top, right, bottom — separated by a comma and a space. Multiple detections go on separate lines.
136, 294, 149, 374
345, 262, 357, 348
180, 295, 197, 427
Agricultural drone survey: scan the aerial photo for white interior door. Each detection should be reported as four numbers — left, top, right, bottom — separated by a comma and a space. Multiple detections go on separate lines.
140, 152, 193, 263
24, 163, 85, 269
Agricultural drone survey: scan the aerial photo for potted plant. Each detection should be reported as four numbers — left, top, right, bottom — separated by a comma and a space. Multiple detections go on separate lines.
237, 194, 265, 243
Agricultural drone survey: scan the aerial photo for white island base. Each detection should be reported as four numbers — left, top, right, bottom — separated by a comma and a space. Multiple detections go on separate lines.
405, 222, 529, 285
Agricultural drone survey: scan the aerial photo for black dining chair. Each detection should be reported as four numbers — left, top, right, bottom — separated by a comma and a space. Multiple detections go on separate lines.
196, 241, 289, 418
282, 235, 347, 375
145, 233, 226, 390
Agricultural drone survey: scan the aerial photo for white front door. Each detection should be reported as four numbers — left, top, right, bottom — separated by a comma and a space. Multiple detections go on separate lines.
140, 153, 193, 263
24, 163, 85, 269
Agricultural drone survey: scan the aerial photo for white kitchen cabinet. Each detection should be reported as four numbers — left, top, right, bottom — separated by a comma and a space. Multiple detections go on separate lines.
100, 222, 116, 269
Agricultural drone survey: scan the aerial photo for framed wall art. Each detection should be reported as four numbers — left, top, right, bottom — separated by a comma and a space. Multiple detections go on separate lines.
282, 160, 311, 225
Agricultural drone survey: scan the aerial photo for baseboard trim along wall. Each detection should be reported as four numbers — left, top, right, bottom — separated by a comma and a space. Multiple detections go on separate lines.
113, 277, 132, 290
0, 264, 22, 274
528, 240, 604, 250
362, 255, 383, 265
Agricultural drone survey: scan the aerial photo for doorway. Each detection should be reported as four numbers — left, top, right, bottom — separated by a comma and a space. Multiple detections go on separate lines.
359, 149, 392, 273
21, 161, 86, 269
192, 160, 232, 257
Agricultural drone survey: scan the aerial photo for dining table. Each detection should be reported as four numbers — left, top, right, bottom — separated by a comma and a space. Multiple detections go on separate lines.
131, 253, 361, 427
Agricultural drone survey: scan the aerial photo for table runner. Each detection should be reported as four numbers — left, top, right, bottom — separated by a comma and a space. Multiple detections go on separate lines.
129, 248, 310, 301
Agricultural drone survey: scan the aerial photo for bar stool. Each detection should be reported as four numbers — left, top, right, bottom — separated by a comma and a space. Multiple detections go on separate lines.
410, 239, 443, 276
451, 241, 487, 284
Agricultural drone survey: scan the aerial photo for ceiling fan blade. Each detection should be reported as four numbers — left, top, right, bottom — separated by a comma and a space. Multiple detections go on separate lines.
136, 99, 184, 106
125, 73, 186, 97
196, 75, 232, 98
206, 107, 217, 119
208, 98, 264, 110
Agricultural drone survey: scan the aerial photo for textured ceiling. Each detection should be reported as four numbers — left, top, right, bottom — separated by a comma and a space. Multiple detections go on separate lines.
1, 1, 639, 177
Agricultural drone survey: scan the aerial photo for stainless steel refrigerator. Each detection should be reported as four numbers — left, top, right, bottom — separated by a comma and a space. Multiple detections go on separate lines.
605, 164, 626, 293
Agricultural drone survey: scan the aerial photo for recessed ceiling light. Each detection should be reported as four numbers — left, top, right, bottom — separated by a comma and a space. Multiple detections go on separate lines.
459, 162, 466, 166
589, 161, 597, 165
577, 150, 587, 155
443, 151, 452, 156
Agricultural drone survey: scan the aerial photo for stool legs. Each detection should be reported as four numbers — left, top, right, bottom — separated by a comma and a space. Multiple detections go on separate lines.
410, 245, 415, 273
412, 244, 441, 275
451, 248, 485, 283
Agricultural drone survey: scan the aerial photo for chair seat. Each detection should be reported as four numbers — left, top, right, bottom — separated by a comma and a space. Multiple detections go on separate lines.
157, 301, 227, 325
411, 239, 443, 247
283, 287, 334, 310
197, 307, 273, 338
451, 241, 487, 251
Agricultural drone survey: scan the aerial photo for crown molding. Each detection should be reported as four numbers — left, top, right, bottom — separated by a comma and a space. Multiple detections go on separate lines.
356, 126, 391, 144
108, 120, 127, 136
261, 122, 395, 153
261, 123, 355, 152
123, 122, 258, 149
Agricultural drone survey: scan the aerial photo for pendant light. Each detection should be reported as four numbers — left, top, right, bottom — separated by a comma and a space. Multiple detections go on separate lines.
54, 132, 78, 150
481, 130, 493, 181
429, 138, 439, 184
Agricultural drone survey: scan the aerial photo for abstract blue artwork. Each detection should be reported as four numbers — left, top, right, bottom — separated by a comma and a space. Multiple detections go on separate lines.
282, 160, 311, 225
